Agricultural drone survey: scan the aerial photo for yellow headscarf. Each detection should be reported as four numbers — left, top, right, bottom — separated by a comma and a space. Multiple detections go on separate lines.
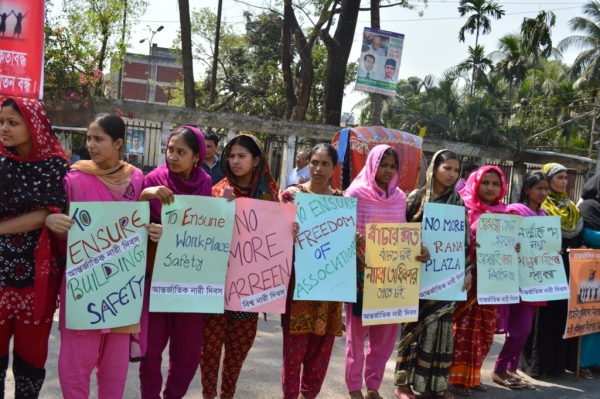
540, 163, 582, 237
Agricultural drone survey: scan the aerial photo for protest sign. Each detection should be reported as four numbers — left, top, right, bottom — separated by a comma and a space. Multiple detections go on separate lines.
363, 223, 421, 325
224, 198, 297, 313
355, 27, 404, 97
150, 196, 234, 313
518, 216, 569, 301
419, 203, 467, 301
0, 0, 45, 98
565, 250, 600, 338
65, 202, 149, 329
476, 214, 521, 304
293, 193, 357, 302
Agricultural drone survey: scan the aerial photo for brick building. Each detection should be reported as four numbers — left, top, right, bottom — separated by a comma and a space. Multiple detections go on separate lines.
118, 44, 182, 103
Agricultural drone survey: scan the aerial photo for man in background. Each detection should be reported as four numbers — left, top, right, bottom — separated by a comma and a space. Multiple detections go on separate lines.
456, 162, 479, 192
285, 150, 310, 188
383, 59, 396, 82
202, 133, 226, 185
358, 54, 378, 80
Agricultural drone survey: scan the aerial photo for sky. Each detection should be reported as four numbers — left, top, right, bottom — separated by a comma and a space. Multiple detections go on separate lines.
54, 0, 588, 116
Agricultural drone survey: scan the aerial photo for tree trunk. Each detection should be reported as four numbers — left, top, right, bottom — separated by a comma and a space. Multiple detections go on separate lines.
589, 95, 599, 157
471, 19, 480, 96
209, 0, 223, 106
368, 0, 384, 126
178, 0, 196, 108
282, 2, 296, 120
530, 56, 537, 138
96, 25, 109, 97
321, 0, 361, 126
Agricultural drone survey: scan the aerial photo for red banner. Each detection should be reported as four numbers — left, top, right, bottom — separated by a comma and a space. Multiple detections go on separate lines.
0, 0, 45, 99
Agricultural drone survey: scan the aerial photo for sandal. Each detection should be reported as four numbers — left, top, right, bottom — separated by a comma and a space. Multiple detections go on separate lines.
394, 387, 416, 399
472, 384, 488, 392
349, 390, 365, 399
579, 368, 594, 380
446, 384, 471, 397
507, 370, 536, 390
366, 389, 383, 399
492, 376, 524, 389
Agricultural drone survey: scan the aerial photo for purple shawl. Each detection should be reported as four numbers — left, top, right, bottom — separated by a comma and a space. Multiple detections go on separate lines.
144, 126, 212, 223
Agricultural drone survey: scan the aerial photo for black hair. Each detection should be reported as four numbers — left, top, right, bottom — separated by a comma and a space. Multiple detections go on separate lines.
79, 143, 91, 160
133, 136, 140, 140
309, 143, 338, 167
92, 114, 125, 142
518, 170, 548, 204
170, 127, 200, 155
462, 161, 479, 178
205, 133, 220, 147
433, 150, 461, 173
229, 135, 262, 158
363, 54, 375, 62
1, 98, 21, 115
381, 147, 399, 166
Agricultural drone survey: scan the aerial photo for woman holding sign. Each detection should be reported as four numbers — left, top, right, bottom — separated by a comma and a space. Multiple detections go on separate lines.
0, 97, 68, 398
45, 114, 163, 399
448, 165, 508, 396
491, 171, 549, 389
137, 126, 212, 398
279, 143, 346, 399
201, 134, 279, 399
394, 150, 471, 399
521, 163, 584, 378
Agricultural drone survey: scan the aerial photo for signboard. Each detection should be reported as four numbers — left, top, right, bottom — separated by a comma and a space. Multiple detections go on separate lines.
0, 0, 45, 98
150, 196, 234, 314
65, 202, 149, 329
355, 27, 404, 97
363, 223, 421, 325
565, 250, 600, 338
293, 193, 357, 302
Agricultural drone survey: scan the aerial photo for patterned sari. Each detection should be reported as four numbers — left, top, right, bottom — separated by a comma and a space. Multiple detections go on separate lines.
394, 150, 472, 395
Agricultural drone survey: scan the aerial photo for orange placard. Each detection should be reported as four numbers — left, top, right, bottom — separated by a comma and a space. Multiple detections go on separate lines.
565, 249, 600, 338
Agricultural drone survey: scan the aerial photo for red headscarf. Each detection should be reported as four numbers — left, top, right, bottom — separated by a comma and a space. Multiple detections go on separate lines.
0, 97, 67, 162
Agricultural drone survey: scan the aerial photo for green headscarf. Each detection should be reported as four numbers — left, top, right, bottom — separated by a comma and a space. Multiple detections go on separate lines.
541, 163, 582, 237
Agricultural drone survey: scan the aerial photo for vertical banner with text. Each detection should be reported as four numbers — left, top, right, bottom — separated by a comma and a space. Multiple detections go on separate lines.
420, 203, 467, 300
150, 196, 234, 313
0, 0, 45, 98
224, 198, 297, 313
66, 202, 149, 329
293, 193, 358, 302
363, 223, 421, 325
518, 216, 569, 301
565, 249, 600, 338
476, 214, 521, 304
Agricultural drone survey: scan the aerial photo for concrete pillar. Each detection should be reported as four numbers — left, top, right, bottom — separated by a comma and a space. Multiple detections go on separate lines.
279, 135, 296, 192
511, 162, 526, 204
157, 121, 171, 166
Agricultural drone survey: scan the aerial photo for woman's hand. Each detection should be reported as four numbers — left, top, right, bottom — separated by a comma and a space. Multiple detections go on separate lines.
140, 186, 175, 205
357, 250, 366, 273
355, 233, 365, 248
415, 243, 430, 263
225, 193, 236, 202
462, 272, 472, 292
293, 222, 300, 243
145, 223, 163, 242
515, 242, 521, 253
473, 241, 481, 248
45, 214, 74, 237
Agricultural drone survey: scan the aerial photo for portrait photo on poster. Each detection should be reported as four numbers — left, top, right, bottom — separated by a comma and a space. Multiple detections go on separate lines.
126, 128, 146, 155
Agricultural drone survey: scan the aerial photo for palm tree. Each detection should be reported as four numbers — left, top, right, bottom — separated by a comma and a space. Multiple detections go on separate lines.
458, 0, 505, 94
558, 0, 600, 154
457, 44, 494, 93
521, 10, 556, 136
490, 33, 530, 102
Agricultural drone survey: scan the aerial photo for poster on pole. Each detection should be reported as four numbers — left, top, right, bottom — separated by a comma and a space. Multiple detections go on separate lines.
224, 198, 297, 313
150, 196, 234, 314
355, 27, 404, 97
476, 214, 521, 304
518, 216, 569, 301
363, 223, 421, 325
293, 193, 358, 302
65, 202, 149, 330
0, 0, 45, 98
565, 249, 600, 338
419, 203, 467, 301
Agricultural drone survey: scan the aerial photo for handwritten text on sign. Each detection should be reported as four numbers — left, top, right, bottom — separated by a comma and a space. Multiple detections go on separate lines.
565, 250, 600, 338
150, 196, 235, 314
224, 198, 297, 313
419, 203, 466, 300
476, 214, 521, 304
363, 223, 421, 325
66, 202, 149, 329
293, 193, 357, 302
518, 216, 568, 301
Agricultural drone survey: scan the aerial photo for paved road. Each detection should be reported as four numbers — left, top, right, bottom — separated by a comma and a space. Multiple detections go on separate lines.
6, 312, 600, 398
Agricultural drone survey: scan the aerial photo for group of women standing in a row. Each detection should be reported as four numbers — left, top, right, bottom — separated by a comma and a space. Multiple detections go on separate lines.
1, 95, 598, 399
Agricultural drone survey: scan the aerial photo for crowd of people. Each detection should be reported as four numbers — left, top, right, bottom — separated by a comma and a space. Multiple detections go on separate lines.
1, 95, 599, 399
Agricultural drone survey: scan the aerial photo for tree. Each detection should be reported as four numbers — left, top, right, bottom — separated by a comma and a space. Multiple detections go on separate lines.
521, 10, 556, 136
490, 33, 529, 102
178, 0, 196, 108
457, 0, 505, 94
457, 44, 494, 91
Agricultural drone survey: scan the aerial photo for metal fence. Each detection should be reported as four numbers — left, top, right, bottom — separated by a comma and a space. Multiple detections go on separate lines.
124, 120, 162, 173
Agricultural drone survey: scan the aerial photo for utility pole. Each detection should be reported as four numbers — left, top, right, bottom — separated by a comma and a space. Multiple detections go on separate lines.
209, 0, 223, 106
117, 0, 128, 99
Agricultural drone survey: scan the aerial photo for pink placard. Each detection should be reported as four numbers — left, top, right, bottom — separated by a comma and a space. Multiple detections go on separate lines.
224, 198, 297, 313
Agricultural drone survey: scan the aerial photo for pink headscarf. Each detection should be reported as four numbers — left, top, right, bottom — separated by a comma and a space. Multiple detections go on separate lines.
345, 145, 406, 236
506, 203, 545, 217
459, 164, 507, 236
